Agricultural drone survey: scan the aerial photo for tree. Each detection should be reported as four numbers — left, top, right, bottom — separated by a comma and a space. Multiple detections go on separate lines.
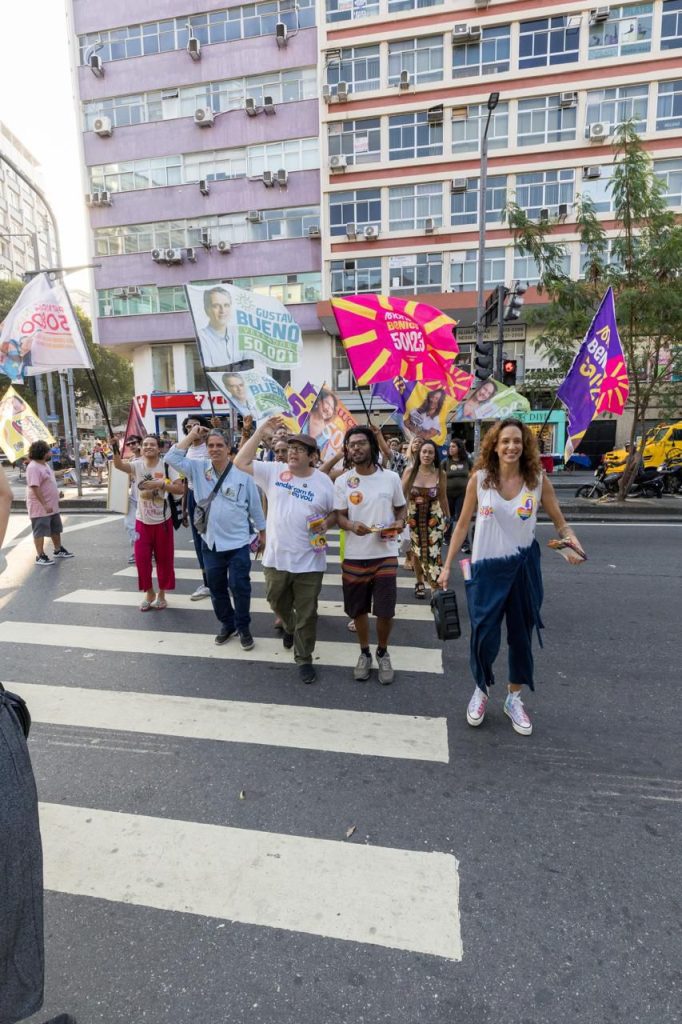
505, 122, 682, 499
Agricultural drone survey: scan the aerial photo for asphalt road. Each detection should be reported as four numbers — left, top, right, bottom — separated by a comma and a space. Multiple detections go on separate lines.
1, 513, 679, 1024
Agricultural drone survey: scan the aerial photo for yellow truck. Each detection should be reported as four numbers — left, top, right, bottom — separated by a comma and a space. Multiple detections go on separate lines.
603, 421, 682, 471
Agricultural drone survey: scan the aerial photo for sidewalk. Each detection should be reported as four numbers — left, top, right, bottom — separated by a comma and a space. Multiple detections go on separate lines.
7, 468, 115, 513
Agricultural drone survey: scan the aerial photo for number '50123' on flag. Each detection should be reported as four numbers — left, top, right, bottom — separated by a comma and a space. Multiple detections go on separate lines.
0, 273, 93, 384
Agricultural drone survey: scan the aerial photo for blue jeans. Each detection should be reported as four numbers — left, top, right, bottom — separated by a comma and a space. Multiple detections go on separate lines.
187, 489, 206, 582
202, 542, 252, 634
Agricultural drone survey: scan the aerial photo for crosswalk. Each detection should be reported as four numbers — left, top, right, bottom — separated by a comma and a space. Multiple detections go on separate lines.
2, 520, 463, 963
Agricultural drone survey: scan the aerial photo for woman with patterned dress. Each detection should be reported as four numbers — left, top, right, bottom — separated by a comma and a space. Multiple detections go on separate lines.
401, 439, 449, 598
439, 418, 585, 737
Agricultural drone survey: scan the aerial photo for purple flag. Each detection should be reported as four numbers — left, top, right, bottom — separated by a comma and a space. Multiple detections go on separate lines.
371, 377, 416, 413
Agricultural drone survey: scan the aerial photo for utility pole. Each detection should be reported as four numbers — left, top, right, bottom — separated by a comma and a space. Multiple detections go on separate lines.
474, 92, 500, 456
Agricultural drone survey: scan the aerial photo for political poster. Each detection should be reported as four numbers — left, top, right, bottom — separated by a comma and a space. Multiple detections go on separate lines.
304, 384, 357, 460
207, 369, 290, 422
403, 383, 457, 445
0, 274, 93, 382
450, 379, 531, 422
0, 386, 54, 463
284, 382, 318, 432
186, 283, 302, 370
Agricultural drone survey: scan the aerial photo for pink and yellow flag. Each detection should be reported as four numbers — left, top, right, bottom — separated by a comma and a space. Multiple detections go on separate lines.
331, 295, 458, 388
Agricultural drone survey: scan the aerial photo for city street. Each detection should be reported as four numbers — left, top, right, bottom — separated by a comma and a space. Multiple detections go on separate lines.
1, 513, 679, 1024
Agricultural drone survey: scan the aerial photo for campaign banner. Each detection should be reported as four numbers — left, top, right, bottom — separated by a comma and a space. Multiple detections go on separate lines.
303, 384, 357, 460
450, 379, 531, 422
208, 369, 290, 422
284, 382, 318, 432
403, 383, 457, 445
0, 274, 93, 382
186, 283, 302, 369
0, 386, 54, 463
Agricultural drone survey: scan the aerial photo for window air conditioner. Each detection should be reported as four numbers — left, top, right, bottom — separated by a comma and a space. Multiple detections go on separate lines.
93, 116, 112, 137
329, 154, 348, 172
451, 178, 468, 192
186, 247, 197, 262
424, 217, 436, 233
246, 210, 263, 223
558, 203, 569, 218
559, 92, 577, 108
263, 96, 276, 115
452, 25, 481, 44
345, 223, 357, 240
194, 107, 215, 127
275, 22, 288, 47
308, 225, 321, 239
322, 85, 332, 104
473, 0, 490, 7
343, 260, 355, 271
187, 37, 201, 61
276, 168, 288, 187
583, 165, 602, 179
589, 121, 609, 141
199, 179, 209, 196
200, 230, 212, 247
363, 225, 379, 240
427, 105, 444, 124
590, 7, 610, 25
85, 193, 95, 206
336, 81, 349, 102
217, 240, 232, 253
151, 249, 163, 262
399, 70, 410, 91
539, 208, 549, 222
164, 248, 184, 263
245, 97, 258, 117
98, 190, 111, 205
263, 170, 275, 187
89, 54, 104, 77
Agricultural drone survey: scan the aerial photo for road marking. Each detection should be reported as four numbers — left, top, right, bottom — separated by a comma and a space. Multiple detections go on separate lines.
174, 549, 345, 564
56, 589, 434, 621
40, 802, 462, 959
0, 622, 443, 675
113, 566, 419, 589
16, 682, 448, 762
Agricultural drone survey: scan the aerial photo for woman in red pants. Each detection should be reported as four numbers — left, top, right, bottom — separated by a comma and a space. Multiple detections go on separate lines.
112, 434, 184, 610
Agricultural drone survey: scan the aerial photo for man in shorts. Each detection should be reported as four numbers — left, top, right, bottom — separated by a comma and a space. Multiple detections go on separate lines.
25, 440, 75, 566
334, 426, 406, 685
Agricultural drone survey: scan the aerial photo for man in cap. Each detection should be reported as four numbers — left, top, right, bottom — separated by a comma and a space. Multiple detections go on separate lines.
235, 418, 335, 684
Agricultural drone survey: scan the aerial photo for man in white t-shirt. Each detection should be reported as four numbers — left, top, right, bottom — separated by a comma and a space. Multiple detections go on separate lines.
334, 426, 407, 685
235, 417, 336, 685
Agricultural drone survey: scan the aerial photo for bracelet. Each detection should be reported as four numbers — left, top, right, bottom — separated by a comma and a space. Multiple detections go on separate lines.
558, 525, 573, 538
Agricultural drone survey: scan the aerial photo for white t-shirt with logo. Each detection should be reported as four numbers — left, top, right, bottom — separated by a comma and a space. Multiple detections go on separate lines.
252, 461, 335, 573
472, 470, 543, 563
334, 467, 406, 559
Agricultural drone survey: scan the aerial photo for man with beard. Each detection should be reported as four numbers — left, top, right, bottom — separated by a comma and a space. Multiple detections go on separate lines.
334, 426, 406, 685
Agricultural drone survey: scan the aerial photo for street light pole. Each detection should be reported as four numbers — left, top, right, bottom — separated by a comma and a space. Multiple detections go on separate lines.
474, 92, 500, 456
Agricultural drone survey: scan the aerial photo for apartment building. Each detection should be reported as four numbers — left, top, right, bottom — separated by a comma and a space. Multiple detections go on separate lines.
0, 122, 58, 282
66, 0, 327, 437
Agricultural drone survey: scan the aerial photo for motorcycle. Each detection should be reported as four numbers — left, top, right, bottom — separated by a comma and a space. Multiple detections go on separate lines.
658, 456, 682, 495
575, 463, 664, 499
627, 467, 664, 499
575, 464, 620, 499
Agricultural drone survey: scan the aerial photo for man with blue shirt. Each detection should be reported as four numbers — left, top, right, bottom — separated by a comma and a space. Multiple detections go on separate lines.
167, 426, 265, 650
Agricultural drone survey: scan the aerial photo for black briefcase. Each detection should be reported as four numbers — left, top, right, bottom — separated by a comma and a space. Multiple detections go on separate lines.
430, 589, 462, 641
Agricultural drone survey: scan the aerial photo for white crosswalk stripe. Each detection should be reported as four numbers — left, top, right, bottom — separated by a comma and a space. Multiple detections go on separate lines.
114, 565, 420, 588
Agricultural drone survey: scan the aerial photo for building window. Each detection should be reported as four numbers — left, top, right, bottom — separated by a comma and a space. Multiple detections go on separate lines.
98, 285, 188, 317
588, 4, 653, 61
519, 16, 580, 69
388, 182, 443, 231
452, 102, 509, 153
231, 272, 322, 303
388, 111, 443, 161
329, 189, 382, 236
387, 36, 444, 86
89, 156, 182, 194
585, 85, 648, 137
183, 148, 247, 183
246, 138, 319, 176
388, 0, 443, 11
152, 345, 176, 392
662, 0, 682, 49
450, 175, 507, 226
327, 118, 381, 165
325, 45, 380, 94
450, 248, 505, 292
579, 240, 623, 278
515, 170, 575, 219
654, 158, 682, 207
513, 248, 570, 285
578, 164, 615, 212
248, 206, 320, 241
517, 95, 576, 147
330, 258, 382, 295
185, 344, 209, 392
326, 0, 380, 23
452, 26, 510, 78
388, 253, 443, 295
657, 80, 682, 130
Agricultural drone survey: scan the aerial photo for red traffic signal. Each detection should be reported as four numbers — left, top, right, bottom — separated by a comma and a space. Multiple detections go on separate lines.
502, 359, 517, 386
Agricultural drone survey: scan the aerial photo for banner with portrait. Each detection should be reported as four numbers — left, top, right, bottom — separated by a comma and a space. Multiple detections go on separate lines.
450, 379, 531, 422
402, 383, 457, 445
0, 386, 54, 463
207, 369, 291, 422
303, 384, 357, 460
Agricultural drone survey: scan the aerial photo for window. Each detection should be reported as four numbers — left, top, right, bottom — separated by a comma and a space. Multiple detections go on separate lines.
585, 85, 648, 137
452, 102, 509, 153
329, 189, 381, 236
654, 158, 682, 207
452, 26, 510, 78
89, 155, 182, 194
578, 164, 615, 212
185, 344, 209, 391
388, 253, 442, 295
450, 175, 507, 226
330, 257, 382, 295
513, 248, 570, 284
578, 239, 623, 278
326, 0, 380, 24
388, 0, 443, 11
517, 95, 576, 146
246, 138, 319, 176
519, 16, 580, 68
657, 80, 682, 130
388, 36, 443, 86
152, 345, 175, 392
388, 183, 443, 231
450, 248, 505, 291
328, 119, 381, 165
248, 206, 320, 241
183, 147, 247, 183
98, 285, 188, 317
231, 272, 322, 303
326, 45, 380, 94
588, 4, 653, 61
389, 111, 443, 161
516, 170, 575, 219
662, 0, 682, 49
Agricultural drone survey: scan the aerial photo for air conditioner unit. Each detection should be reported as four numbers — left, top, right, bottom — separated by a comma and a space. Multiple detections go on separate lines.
560, 92, 577, 108
245, 97, 258, 117
307, 225, 321, 239
275, 168, 287, 187
246, 210, 263, 223
539, 208, 549, 222
424, 217, 436, 233
151, 249, 163, 262
336, 369, 351, 389
590, 7, 610, 25
589, 121, 609, 141
186, 247, 197, 262
93, 116, 112, 137
452, 24, 481, 44
275, 22, 288, 47
473, 0, 490, 6
343, 260, 356, 271
322, 85, 332, 104
427, 105, 444, 124
199, 179, 209, 196
329, 154, 348, 172
451, 178, 468, 192
165, 248, 184, 264
85, 193, 95, 206
263, 96, 275, 115
399, 70, 410, 91
187, 36, 201, 60
200, 230, 212, 247
125, 286, 141, 297
98, 189, 111, 205
583, 165, 602, 179
558, 203, 569, 218
89, 53, 104, 77
263, 170, 275, 188
346, 223, 357, 240
194, 107, 215, 127
363, 225, 379, 241
336, 81, 349, 102
217, 240, 232, 253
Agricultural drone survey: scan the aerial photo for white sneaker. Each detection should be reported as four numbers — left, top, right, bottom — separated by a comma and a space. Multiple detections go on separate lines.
504, 692, 533, 736
466, 687, 488, 727
190, 584, 211, 601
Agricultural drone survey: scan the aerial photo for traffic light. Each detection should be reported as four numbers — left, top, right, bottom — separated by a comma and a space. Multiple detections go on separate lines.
502, 359, 518, 387
505, 283, 527, 321
474, 339, 494, 381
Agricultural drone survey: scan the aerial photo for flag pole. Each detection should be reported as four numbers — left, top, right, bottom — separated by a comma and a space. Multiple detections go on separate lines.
184, 286, 217, 419
537, 395, 560, 453
355, 382, 372, 424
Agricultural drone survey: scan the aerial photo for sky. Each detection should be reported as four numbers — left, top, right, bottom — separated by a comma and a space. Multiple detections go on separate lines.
0, 1, 90, 290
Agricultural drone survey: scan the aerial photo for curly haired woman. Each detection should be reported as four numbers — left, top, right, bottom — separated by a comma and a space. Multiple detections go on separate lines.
439, 418, 585, 736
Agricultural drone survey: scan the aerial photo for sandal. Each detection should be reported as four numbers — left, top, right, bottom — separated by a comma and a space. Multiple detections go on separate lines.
151, 598, 168, 610
139, 599, 153, 612
414, 583, 426, 600
347, 620, 357, 632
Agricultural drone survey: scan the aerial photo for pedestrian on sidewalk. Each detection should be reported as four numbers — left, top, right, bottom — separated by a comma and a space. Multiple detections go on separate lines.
401, 439, 449, 599
438, 418, 586, 737
334, 427, 407, 685
179, 415, 212, 601
167, 426, 265, 651
112, 435, 184, 611
90, 443, 106, 486
25, 441, 75, 566
444, 438, 472, 551
235, 418, 335, 685
122, 435, 142, 563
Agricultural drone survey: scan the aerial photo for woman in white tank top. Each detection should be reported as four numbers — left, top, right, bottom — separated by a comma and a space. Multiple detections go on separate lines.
439, 418, 585, 737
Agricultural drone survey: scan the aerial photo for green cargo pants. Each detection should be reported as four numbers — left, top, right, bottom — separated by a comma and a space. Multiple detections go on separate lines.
263, 567, 324, 665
